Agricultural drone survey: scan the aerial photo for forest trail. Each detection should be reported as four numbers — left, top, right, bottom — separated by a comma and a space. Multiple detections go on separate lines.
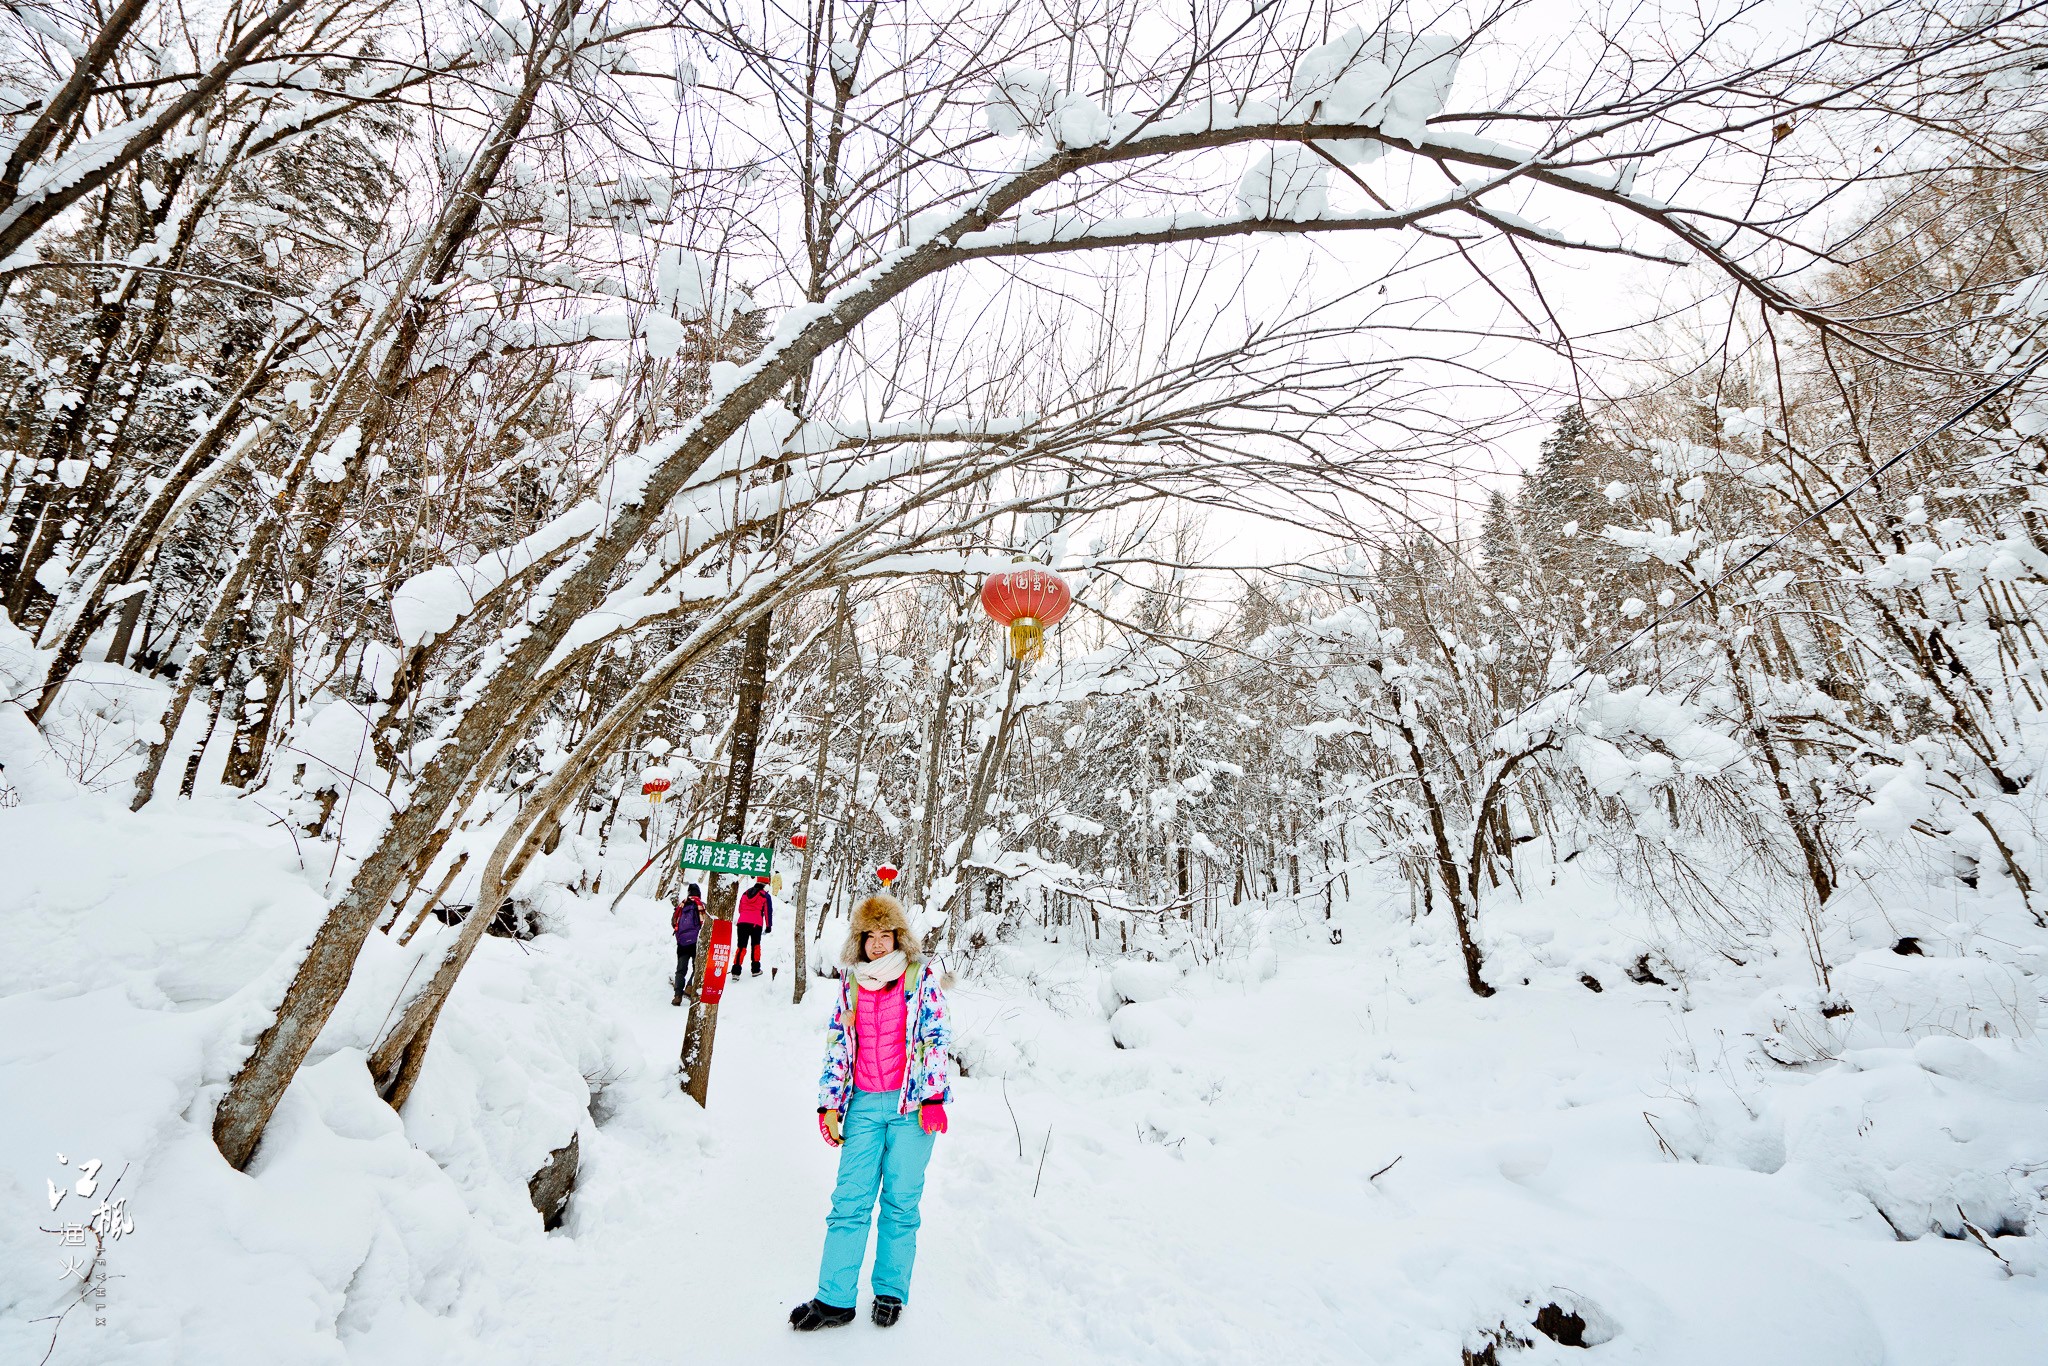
1, 798, 2042, 1366
483, 898, 2041, 1366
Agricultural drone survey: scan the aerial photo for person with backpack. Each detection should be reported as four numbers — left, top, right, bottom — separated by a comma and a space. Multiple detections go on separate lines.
734, 875, 773, 979
788, 892, 952, 1332
670, 883, 703, 1006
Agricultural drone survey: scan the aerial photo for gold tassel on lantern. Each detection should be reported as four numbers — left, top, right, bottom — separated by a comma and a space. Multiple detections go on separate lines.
1008, 616, 1044, 663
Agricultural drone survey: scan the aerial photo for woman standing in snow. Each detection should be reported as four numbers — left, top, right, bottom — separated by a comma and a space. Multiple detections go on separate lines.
789, 893, 952, 1332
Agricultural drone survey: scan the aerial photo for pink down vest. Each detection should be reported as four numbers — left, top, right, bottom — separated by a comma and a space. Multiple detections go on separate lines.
853, 979, 909, 1093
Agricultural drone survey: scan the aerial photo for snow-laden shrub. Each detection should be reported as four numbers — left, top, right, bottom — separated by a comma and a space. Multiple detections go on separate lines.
1831, 952, 2039, 1046
37, 663, 165, 791
1753, 984, 1856, 1065
1755, 950, 2039, 1064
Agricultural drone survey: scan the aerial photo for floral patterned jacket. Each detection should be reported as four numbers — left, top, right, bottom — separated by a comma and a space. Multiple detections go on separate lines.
817, 962, 952, 1116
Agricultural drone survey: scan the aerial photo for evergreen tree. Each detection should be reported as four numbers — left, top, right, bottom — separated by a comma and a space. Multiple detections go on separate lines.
1513, 405, 1651, 646
1479, 489, 1524, 595
1519, 404, 1611, 548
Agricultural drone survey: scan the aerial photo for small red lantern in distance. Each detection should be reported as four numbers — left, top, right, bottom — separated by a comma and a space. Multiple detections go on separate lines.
876, 863, 899, 886
981, 565, 1071, 663
640, 767, 673, 803
791, 832, 807, 851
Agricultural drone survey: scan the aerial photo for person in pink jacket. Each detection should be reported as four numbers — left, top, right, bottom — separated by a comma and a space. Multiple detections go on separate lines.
733, 876, 772, 979
788, 893, 951, 1332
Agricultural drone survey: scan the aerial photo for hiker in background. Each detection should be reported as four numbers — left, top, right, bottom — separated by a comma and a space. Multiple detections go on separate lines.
788, 893, 952, 1332
734, 874, 772, 979
671, 883, 703, 1006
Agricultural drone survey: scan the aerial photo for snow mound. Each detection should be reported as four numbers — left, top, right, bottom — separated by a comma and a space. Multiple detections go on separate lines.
982, 69, 1109, 147
1110, 998, 1192, 1049
0, 797, 659, 1365
1776, 1040, 2048, 1238
1109, 960, 1179, 1004
1215, 938, 1280, 984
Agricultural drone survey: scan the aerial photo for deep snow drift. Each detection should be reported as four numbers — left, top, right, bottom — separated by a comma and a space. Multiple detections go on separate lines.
3, 770, 2046, 1363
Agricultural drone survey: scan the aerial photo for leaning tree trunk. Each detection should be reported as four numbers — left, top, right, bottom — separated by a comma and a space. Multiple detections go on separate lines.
361, 643, 621, 1100
221, 48, 569, 792
680, 610, 772, 1105
131, 519, 279, 809
369, 586, 775, 1108
1391, 703, 1494, 998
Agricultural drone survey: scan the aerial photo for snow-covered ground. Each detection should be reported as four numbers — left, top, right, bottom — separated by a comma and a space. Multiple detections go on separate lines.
4, 779, 2046, 1364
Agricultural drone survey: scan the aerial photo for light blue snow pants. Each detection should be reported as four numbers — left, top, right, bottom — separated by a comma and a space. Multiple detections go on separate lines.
817, 1088, 937, 1307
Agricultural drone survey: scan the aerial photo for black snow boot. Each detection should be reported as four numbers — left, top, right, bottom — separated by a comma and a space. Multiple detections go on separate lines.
789, 1300, 855, 1332
872, 1296, 904, 1328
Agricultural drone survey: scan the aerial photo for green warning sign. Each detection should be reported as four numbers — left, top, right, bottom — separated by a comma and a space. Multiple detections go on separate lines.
679, 838, 774, 877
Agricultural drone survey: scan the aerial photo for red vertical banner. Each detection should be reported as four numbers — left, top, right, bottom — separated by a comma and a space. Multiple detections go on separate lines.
700, 919, 734, 1004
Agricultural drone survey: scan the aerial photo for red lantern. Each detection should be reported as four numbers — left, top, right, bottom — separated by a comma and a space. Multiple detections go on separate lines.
640, 766, 673, 803
876, 863, 899, 886
791, 833, 807, 851
981, 565, 1071, 663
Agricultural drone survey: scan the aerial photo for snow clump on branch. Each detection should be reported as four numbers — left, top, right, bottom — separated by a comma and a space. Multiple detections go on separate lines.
1238, 29, 1461, 220
982, 68, 1110, 148
1285, 28, 1462, 161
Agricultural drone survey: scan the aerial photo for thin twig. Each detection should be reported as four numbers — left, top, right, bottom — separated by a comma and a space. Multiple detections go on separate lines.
373, 956, 427, 1044
1032, 1125, 1052, 1198
1368, 1154, 1402, 1182
1643, 1112, 1679, 1160
249, 800, 305, 868
1002, 1073, 1023, 1159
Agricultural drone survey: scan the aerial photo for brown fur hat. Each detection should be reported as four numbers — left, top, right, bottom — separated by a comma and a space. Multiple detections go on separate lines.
839, 893, 919, 968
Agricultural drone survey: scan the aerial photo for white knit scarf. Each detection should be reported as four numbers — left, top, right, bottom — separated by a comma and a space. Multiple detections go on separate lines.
853, 949, 908, 992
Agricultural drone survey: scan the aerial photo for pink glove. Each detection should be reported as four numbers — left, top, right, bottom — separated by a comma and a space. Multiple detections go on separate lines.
819, 1110, 842, 1147
919, 1102, 948, 1136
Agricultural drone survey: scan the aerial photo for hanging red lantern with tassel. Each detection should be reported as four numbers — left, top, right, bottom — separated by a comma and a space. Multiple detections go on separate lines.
791, 832, 807, 851
640, 767, 673, 803
876, 863, 899, 886
980, 564, 1071, 663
